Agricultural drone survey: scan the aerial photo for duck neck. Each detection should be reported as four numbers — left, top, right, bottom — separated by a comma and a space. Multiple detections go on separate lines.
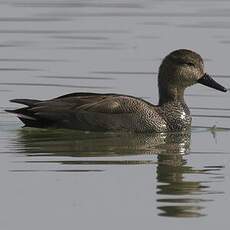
158, 81, 185, 105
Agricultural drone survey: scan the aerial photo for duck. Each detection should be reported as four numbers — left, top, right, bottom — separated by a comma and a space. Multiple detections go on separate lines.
6, 49, 227, 132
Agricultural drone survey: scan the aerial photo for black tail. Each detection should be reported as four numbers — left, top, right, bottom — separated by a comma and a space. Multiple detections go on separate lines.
5, 99, 53, 128
10, 98, 41, 106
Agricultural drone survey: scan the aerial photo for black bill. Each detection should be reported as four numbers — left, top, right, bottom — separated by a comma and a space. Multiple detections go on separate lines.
198, 73, 227, 92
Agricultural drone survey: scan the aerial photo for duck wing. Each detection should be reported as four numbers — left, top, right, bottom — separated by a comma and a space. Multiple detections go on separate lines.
6, 92, 153, 130
32, 93, 142, 114
54, 92, 143, 113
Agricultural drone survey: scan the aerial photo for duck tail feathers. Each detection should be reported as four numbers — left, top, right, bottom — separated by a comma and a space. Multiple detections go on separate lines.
10, 99, 41, 106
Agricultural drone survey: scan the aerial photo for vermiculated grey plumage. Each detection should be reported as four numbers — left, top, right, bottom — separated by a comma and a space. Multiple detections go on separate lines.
6, 49, 227, 132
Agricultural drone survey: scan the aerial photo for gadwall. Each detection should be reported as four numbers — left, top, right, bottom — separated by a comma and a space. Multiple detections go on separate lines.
6, 49, 227, 132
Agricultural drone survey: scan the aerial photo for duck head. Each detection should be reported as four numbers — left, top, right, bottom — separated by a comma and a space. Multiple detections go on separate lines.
158, 49, 227, 104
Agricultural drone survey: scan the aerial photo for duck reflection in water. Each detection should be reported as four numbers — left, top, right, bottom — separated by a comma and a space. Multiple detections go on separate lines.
16, 128, 191, 157
157, 151, 208, 218
15, 129, 221, 218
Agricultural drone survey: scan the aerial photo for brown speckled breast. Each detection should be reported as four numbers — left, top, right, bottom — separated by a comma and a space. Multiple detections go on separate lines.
157, 101, 191, 131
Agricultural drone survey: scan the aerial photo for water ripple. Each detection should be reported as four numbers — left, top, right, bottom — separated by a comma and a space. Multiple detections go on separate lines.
0, 82, 112, 89
13, 1, 143, 9
52, 35, 109, 40
92, 71, 157, 75
0, 17, 70, 22
0, 68, 40, 71
0, 29, 129, 34
0, 58, 67, 62
36, 75, 114, 80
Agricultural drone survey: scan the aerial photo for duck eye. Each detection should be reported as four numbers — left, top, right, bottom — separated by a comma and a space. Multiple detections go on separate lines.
185, 62, 195, 67
173, 58, 195, 67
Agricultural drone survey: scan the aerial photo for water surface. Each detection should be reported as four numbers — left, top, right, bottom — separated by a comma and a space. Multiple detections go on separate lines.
1, 0, 230, 229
